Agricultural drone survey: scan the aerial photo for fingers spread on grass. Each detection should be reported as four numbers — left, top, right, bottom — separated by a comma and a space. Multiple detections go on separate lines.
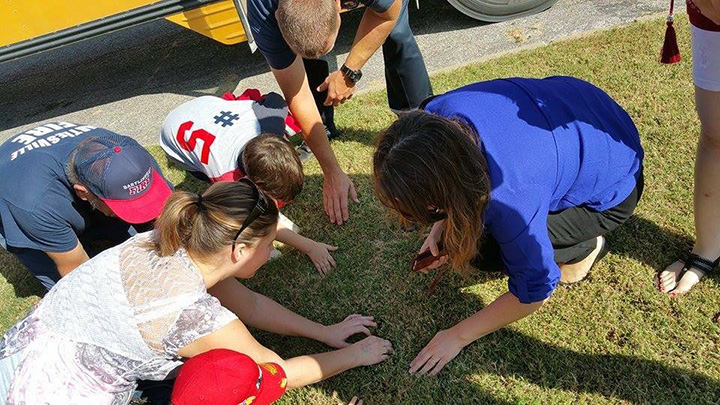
324, 193, 333, 223
334, 194, 344, 226
350, 325, 372, 336
350, 182, 359, 203
409, 349, 431, 374
354, 316, 377, 328
429, 359, 449, 376
338, 193, 349, 224
325, 244, 339, 251
417, 356, 441, 375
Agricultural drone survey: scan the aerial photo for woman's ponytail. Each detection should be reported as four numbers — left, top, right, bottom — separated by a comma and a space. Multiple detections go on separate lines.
145, 182, 278, 258
151, 191, 204, 256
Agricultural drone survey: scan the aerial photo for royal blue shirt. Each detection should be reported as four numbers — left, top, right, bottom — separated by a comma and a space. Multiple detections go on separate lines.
424, 77, 643, 303
0, 123, 116, 252
248, 0, 395, 70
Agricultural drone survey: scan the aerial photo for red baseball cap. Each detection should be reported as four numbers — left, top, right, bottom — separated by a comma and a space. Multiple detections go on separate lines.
171, 349, 287, 405
73, 134, 173, 224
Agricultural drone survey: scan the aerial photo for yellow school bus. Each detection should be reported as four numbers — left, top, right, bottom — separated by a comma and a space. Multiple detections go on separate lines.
0, 0, 557, 64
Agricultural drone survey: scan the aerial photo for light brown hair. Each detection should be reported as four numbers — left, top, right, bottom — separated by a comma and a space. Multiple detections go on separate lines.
242, 134, 304, 203
373, 111, 491, 273
276, 0, 338, 59
146, 181, 279, 259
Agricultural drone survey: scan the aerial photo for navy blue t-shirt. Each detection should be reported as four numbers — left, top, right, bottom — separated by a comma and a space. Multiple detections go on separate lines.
0, 122, 119, 253
424, 77, 644, 304
248, 0, 395, 70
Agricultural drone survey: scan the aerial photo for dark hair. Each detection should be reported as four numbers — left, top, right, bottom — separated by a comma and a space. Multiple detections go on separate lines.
373, 110, 491, 272
146, 182, 279, 258
277, 0, 338, 59
242, 134, 304, 203
66, 137, 96, 185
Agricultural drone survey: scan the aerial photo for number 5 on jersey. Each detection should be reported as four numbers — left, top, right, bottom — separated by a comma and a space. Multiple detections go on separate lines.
176, 121, 216, 165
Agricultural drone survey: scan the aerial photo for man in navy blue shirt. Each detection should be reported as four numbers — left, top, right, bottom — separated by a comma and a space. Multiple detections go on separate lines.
0, 122, 173, 291
248, 0, 432, 226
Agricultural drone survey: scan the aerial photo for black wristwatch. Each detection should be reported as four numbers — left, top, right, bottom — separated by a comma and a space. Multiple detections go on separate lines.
340, 64, 363, 84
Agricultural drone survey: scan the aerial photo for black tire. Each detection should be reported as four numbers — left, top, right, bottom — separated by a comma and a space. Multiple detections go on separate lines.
446, 0, 559, 22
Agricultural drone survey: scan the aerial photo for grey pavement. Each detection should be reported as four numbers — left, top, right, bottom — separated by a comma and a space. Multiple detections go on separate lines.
0, 0, 673, 145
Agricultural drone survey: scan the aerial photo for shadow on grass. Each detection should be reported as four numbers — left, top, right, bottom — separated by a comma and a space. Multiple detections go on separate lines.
609, 215, 693, 271
469, 327, 720, 403
0, 250, 45, 298
396, 272, 720, 403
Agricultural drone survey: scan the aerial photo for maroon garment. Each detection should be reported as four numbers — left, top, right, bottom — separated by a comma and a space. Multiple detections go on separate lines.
688, 0, 720, 31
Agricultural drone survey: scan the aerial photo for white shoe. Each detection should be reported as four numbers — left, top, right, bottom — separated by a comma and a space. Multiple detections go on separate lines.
269, 248, 282, 261
297, 141, 314, 163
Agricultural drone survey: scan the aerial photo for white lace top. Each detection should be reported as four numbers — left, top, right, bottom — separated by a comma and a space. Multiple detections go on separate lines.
0, 233, 237, 404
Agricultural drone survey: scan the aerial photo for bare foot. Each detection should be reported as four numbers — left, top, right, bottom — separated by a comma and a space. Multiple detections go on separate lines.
656, 259, 705, 297
560, 236, 605, 284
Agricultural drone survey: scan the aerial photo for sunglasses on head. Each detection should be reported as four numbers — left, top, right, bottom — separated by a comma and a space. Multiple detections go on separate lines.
231, 178, 269, 253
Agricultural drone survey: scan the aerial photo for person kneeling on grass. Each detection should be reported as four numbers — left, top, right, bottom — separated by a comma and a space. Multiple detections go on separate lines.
0, 181, 389, 403
160, 90, 338, 275
0, 122, 173, 292
372, 76, 644, 376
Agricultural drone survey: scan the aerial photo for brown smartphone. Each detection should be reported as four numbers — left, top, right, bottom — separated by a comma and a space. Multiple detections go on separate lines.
411, 241, 445, 272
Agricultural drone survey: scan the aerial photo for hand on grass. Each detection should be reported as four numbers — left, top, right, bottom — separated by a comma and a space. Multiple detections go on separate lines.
305, 241, 338, 275
350, 336, 393, 366
409, 328, 465, 376
323, 169, 359, 225
417, 220, 448, 274
347, 396, 363, 405
322, 314, 378, 348
318, 70, 356, 107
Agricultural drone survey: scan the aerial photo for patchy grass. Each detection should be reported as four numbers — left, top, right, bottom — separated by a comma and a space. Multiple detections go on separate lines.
2, 15, 719, 404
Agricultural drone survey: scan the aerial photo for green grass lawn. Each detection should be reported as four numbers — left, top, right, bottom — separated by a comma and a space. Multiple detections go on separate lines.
2, 14, 720, 404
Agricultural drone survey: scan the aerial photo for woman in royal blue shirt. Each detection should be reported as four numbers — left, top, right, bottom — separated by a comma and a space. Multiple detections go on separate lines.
373, 76, 644, 376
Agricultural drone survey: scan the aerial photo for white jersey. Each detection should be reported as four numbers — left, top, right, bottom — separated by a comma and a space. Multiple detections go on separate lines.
160, 91, 299, 182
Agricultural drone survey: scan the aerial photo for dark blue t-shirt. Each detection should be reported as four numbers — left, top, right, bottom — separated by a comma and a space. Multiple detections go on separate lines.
248, 0, 395, 70
424, 77, 644, 304
0, 122, 119, 252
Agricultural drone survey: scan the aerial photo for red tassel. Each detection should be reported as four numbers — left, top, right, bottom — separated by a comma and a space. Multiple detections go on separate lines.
661, 0, 681, 64
661, 17, 681, 64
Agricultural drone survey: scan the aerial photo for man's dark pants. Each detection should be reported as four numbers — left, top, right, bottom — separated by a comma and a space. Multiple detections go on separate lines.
304, 0, 433, 133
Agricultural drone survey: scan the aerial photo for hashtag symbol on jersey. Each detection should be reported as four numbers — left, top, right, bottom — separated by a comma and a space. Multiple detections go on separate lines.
213, 111, 240, 127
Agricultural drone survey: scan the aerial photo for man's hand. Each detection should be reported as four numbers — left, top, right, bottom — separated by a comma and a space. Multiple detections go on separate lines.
321, 314, 378, 348
408, 328, 466, 376
318, 70, 357, 107
323, 169, 359, 225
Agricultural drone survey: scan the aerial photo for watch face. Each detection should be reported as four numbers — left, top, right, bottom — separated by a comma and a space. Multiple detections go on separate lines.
342, 65, 361, 83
